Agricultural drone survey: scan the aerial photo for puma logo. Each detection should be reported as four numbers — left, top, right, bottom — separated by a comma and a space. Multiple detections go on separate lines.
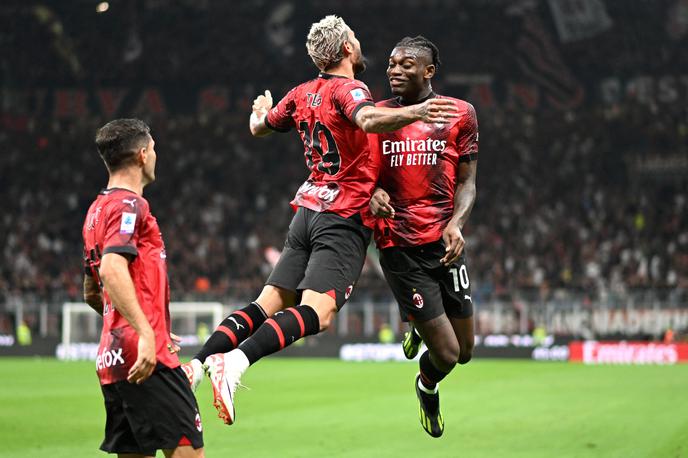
122, 198, 137, 208
464, 295, 472, 302
228, 317, 244, 330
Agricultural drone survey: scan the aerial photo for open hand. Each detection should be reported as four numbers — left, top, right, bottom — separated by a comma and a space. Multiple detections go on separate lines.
416, 98, 459, 124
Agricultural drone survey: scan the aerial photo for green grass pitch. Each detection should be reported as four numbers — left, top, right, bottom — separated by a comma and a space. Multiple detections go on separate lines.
1, 357, 687, 457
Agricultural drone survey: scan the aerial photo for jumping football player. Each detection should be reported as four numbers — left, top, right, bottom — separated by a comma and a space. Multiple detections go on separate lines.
368, 36, 479, 438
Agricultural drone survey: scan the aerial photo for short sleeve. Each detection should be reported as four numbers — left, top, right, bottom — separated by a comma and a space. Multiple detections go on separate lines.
102, 197, 147, 258
331, 80, 375, 123
457, 103, 479, 163
265, 89, 297, 133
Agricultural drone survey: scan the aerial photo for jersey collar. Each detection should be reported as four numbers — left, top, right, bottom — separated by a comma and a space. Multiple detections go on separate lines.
100, 187, 137, 195
318, 72, 348, 80
396, 91, 437, 106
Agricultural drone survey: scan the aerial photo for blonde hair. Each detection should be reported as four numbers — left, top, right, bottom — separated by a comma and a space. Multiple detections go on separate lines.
306, 15, 350, 71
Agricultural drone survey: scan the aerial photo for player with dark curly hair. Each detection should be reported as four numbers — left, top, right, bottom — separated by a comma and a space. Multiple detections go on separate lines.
368, 36, 479, 438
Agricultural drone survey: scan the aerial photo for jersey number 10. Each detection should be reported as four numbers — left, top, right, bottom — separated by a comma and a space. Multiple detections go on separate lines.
450, 265, 470, 292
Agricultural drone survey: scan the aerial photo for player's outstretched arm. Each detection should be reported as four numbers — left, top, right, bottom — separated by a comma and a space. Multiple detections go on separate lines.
99, 252, 156, 384
249, 90, 274, 137
354, 98, 459, 133
441, 160, 477, 266
83, 274, 103, 315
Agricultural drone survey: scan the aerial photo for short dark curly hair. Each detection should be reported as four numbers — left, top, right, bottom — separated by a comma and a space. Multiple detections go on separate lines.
95, 119, 151, 173
394, 35, 441, 69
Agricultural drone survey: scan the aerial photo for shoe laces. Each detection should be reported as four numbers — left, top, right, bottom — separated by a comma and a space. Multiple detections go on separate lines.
224, 365, 249, 395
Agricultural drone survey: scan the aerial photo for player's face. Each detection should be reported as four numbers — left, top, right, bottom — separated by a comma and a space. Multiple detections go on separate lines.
347, 29, 367, 74
387, 47, 434, 99
141, 137, 156, 184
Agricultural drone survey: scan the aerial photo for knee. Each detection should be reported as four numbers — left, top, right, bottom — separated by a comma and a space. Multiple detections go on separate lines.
301, 290, 338, 332
256, 285, 295, 315
458, 339, 474, 365
431, 344, 460, 372
312, 304, 337, 332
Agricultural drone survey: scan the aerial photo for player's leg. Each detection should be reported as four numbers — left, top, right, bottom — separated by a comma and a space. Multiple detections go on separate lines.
406, 250, 475, 437
414, 315, 460, 376
379, 245, 452, 437
192, 210, 309, 391
232, 288, 332, 370
207, 210, 369, 425
439, 251, 475, 365
449, 315, 475, 365
182, 288, 281, 390
412, 314, 458, 438
205, 208, 318, 424
190, 285, 293, 364
227, 211, 368, 367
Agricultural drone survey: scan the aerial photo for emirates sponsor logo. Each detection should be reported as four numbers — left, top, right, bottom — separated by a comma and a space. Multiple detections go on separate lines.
582, 341, 678, 365
382, 138, 446, 154
413, 293, 424, 309
96, 348, 125, 370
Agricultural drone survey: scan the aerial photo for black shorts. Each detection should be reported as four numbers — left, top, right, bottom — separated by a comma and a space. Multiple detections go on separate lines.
100, 365, 203, 455
266, 207, 372, 308
379, 241, 473, 323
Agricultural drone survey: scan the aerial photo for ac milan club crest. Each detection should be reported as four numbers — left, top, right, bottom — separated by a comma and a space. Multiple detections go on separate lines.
412, 292, 424, 308
345, 284, 354, 300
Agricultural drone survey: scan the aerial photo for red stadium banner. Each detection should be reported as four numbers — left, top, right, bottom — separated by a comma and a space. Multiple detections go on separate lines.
569, 341, 688, 365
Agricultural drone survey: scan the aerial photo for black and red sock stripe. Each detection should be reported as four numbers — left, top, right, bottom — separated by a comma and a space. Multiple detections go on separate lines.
239, 305, 319, 365
193, 302, 267, 363
419, 350, 450, 389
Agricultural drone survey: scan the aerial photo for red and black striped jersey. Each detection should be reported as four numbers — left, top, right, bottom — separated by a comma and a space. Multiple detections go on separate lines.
266, 73, 379, 221
82, 188, 178, 385
369, 95, 479, 248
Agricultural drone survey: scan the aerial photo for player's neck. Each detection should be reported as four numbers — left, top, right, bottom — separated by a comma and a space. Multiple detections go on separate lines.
107, 169, 144, 196
399, 87, 435, 105
322, 61, 354, 79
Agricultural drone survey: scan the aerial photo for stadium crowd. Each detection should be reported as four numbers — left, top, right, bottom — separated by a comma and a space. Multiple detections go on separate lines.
1, 100, 685, 306
1, 0, 686, 334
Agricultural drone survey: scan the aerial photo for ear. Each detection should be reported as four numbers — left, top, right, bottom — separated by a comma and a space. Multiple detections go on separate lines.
342, 39, 354, 56
137, 146, 147, 165
424, 64, 436, 80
